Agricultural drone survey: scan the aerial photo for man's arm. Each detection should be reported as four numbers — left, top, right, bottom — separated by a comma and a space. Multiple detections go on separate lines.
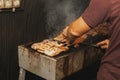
54, 17, 91, 44
55, 0, 110, 44
67, 17, 91, 38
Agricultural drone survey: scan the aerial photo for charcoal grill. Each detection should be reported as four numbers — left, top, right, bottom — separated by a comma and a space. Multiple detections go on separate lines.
18, 43, 84, 80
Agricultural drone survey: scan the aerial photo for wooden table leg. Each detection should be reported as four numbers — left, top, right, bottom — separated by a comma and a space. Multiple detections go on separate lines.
19, 67, 26, 80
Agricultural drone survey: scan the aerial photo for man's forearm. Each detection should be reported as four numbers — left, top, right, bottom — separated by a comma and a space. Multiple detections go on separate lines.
66, 17, 91, 42
54, 17, 91, 44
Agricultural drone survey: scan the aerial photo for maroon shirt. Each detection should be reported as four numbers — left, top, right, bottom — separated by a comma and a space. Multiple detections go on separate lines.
82, 0, 120, 80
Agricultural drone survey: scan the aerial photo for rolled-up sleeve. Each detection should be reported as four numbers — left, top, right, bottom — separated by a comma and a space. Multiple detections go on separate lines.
82, 0, 110, 28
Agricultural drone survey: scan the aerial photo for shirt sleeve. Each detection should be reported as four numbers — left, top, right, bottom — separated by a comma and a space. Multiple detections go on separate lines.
82, 0, 110, 28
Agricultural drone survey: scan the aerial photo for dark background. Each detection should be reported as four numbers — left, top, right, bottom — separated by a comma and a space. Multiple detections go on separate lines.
0, 0, 92, 80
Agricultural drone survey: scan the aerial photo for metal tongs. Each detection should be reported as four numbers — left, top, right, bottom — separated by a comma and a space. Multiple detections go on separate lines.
51, 39, 100, 48
79, 43, 101, 48
66, 42, 101, 48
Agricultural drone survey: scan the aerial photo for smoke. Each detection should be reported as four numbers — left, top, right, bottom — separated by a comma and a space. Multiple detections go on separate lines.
43, 0, 89, 38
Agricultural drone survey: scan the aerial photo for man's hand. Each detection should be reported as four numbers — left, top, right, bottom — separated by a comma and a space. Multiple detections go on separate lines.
54, 26, 70, 44
96, 39, 109, 49
54, 26, 79, 45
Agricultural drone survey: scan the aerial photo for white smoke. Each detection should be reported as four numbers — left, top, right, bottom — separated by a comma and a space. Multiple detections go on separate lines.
43, 0, 89, 38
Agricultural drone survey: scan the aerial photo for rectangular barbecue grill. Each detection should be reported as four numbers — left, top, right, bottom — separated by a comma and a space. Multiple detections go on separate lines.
18, 43, 85, 80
